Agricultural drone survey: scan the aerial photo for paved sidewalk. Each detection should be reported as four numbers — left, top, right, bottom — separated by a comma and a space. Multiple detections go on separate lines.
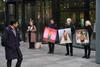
0, 42, 99, 67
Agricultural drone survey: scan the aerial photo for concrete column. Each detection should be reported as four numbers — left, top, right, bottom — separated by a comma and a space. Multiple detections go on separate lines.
96, 0, 100, 64
5, 2, 16, 26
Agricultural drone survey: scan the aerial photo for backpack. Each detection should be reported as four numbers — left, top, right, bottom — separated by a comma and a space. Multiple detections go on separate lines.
1, 27, 8, 47
1, 33, 6, 47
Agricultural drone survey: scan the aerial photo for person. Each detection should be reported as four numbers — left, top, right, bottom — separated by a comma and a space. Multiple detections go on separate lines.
27, 18, 37, 49
82, 20, 93, 59
1, 20, 23, 67
64, 18, 75, 56
47, 19, 57, 54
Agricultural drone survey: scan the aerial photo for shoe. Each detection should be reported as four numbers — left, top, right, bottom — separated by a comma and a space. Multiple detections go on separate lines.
48, 52, 51, 54
31, 47, 35, 49
82, 56, 86, 58
29, 47, 32, 49
70, 54, 73, 56
65, 53, 69, 56
86, 56, 90, 59
51, 52, 54, 54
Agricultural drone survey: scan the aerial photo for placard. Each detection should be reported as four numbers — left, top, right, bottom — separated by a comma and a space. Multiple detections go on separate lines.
43, 27, 57, 43
75, 29, 89, 44
58, 28, 72, 44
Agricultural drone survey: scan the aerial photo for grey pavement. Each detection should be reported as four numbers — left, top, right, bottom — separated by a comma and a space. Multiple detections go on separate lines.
0, 41, 100, 67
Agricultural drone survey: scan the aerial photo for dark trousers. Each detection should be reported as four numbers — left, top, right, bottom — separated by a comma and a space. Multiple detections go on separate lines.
7, 58, 23, 67
65, 43, 73, 55
48, 42, 55, 53
7, 48, 23, 67
29, 42, 35, 48
83, 44, 91, 58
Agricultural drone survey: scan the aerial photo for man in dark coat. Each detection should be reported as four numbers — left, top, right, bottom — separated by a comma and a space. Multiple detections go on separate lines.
1, 20, 23, 67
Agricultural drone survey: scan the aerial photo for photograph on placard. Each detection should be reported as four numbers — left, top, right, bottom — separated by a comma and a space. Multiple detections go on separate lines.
58, 28, 72, 44
75, 29, 89, 44
43, 27, 57, 43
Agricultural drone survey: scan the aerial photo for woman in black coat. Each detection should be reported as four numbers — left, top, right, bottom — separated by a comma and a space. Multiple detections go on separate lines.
64, 18, 75, 56
1, 20, 23, 67
82, 20, 93, 59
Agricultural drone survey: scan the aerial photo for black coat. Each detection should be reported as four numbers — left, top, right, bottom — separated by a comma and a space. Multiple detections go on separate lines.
64, 23, 75, 35
2, 26, 23, 60
48, 23, 57, 29
63, 23, 75, 44
85, 26, 93, 41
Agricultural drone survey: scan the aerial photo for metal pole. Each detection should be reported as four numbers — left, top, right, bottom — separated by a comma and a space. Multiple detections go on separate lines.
96, 0, 100, 64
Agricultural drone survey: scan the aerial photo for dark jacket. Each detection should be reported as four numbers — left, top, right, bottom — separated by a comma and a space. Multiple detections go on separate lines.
2, 26, 22, 60
48, 23, 57, 29
85, 26, 93, 42
63, 23, 75, 44
64, 23, 75, 35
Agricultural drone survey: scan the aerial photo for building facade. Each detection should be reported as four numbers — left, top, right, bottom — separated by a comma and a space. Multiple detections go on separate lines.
1, 0, 100, 64
3, 0, 95, 42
